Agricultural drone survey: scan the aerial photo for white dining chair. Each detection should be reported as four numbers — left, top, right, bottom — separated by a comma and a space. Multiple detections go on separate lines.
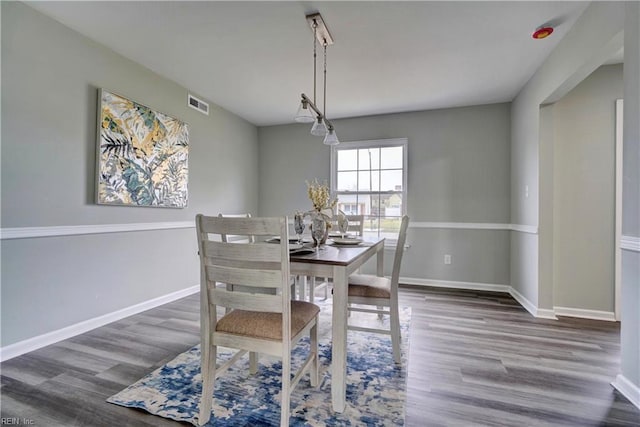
195, 214, 319, 426
346, 215, 409, 363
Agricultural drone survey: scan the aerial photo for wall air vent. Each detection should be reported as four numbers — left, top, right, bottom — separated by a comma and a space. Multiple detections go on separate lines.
188, 94, 209, 115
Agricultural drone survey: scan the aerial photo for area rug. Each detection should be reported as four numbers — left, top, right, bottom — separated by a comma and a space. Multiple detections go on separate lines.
107, 299, 411, 426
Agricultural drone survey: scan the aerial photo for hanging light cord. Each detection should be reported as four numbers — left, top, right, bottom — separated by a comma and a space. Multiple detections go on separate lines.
313, 20, 318, 105
323, 40, 327, 118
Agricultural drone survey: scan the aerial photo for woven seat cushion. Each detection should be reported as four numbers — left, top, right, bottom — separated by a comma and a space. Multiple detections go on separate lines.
348, 274, 391, 299
215, 301, 319, 341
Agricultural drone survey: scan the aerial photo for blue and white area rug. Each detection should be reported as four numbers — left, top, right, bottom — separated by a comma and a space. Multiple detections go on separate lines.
107, 299, 411, 426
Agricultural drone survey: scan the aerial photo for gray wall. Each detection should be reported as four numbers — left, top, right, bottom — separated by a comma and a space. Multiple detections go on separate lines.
538, 104, 555, 310
510, 2, 624, 307
511, 0, 639, 394
1, 2, 259, 346
551, 64, 622, 312
620, 1, 640, 390
259, 104, 512, 286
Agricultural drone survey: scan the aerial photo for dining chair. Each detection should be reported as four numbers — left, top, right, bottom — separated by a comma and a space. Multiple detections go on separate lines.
346, 215, 409, 364
344, 214, 365, 237
306, 214, 366, 302
195, 214, 319, 426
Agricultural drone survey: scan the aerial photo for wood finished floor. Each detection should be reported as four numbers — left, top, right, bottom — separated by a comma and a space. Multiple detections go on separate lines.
1, 286, 638, 426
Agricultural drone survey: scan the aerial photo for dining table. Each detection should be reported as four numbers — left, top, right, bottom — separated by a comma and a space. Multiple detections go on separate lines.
289, 236, 385, 413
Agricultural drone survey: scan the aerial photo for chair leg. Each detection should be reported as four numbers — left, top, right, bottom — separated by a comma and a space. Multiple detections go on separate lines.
390, 303, 401, 364
280, 352, 291, 427
198, 344, 217, 425
309, 277, 315, 303
322, 278, 329, 300
249, 352, 258, 374
299, 276, 307, 301
377, 305, 384, 320
310, 321, 319, 387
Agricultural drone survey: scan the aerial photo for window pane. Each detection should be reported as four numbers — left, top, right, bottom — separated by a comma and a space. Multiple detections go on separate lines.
358, 148, 379, 170
358, 171, 379, 191
337, 149, 358, 171
336, 171, 357, 191
381, 193, 403, 217
336, 193, 360, 215
380, 217, 402, 240
380, 170, 403, 191
356, 194, 373, 217
380, 146, 403, 169
370, 192, 382, 220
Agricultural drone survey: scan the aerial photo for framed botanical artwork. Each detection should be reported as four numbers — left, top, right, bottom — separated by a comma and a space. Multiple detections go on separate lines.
96, 89, 189, 208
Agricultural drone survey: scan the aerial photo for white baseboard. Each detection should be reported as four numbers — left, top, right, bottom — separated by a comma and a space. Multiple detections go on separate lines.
402, 277, 556, 317
400, 277, 511, 293
612, 374, 640, 410
0, 285, 199, 362
554, 306, 616, 322
508, 287, 557, 319
404, 277, 622, 322
535, 308, 558, 319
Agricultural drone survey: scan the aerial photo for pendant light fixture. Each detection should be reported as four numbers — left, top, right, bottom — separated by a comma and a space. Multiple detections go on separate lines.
295, 13, 339, 145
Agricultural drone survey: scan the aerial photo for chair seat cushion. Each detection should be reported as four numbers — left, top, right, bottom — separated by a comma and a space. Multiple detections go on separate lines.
215, 301, 320, 341
348, 274, 391, 299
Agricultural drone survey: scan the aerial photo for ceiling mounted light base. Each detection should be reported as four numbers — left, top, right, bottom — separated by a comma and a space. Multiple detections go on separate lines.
306, 13, 334, 45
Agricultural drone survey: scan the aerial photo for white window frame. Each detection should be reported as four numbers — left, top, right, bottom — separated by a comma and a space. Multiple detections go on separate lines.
330, 138, 408, 242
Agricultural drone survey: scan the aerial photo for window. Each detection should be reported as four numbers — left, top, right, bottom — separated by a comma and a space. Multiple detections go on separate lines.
331, 138, 407, 241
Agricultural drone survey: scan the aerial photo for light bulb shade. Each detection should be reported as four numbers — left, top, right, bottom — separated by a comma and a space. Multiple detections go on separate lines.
323, 128, 340, 145
295, 101, 315, 123
310, 117, 328, 136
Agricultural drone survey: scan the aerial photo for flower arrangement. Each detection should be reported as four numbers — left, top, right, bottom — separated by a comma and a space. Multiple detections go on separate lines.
305, 179, 337, 221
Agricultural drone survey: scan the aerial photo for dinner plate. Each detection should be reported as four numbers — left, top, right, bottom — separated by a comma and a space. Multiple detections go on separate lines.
289, 243, 304, 251
331, 237, 363, 246
289, 246, 315, 255
328, 232, 353, 238
267, 236, 309, 243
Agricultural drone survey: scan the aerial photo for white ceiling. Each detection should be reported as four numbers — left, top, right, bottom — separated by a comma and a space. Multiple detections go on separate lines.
27, 1, 592, 127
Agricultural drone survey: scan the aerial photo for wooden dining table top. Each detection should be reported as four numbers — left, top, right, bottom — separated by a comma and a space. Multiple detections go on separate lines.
289, 237, 385, 266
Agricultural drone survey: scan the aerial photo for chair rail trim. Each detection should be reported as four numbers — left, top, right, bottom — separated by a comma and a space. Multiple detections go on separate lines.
0, 221, 194, 240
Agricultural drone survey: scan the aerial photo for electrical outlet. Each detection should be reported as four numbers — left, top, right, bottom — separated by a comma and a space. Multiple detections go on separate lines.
444, 254, 452, 265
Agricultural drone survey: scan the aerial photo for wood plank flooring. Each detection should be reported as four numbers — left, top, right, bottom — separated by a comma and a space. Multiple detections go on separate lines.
1, 286, 638, 426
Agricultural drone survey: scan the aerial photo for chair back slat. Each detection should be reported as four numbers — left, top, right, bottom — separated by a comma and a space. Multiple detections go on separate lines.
218, 213, 255, 243
202, 240, 281, 263
346, 215, 365, 236
211, 288, 283, 312
206, 265, 284, 290
201, 215, 280, 237
330, 214, 364, 236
